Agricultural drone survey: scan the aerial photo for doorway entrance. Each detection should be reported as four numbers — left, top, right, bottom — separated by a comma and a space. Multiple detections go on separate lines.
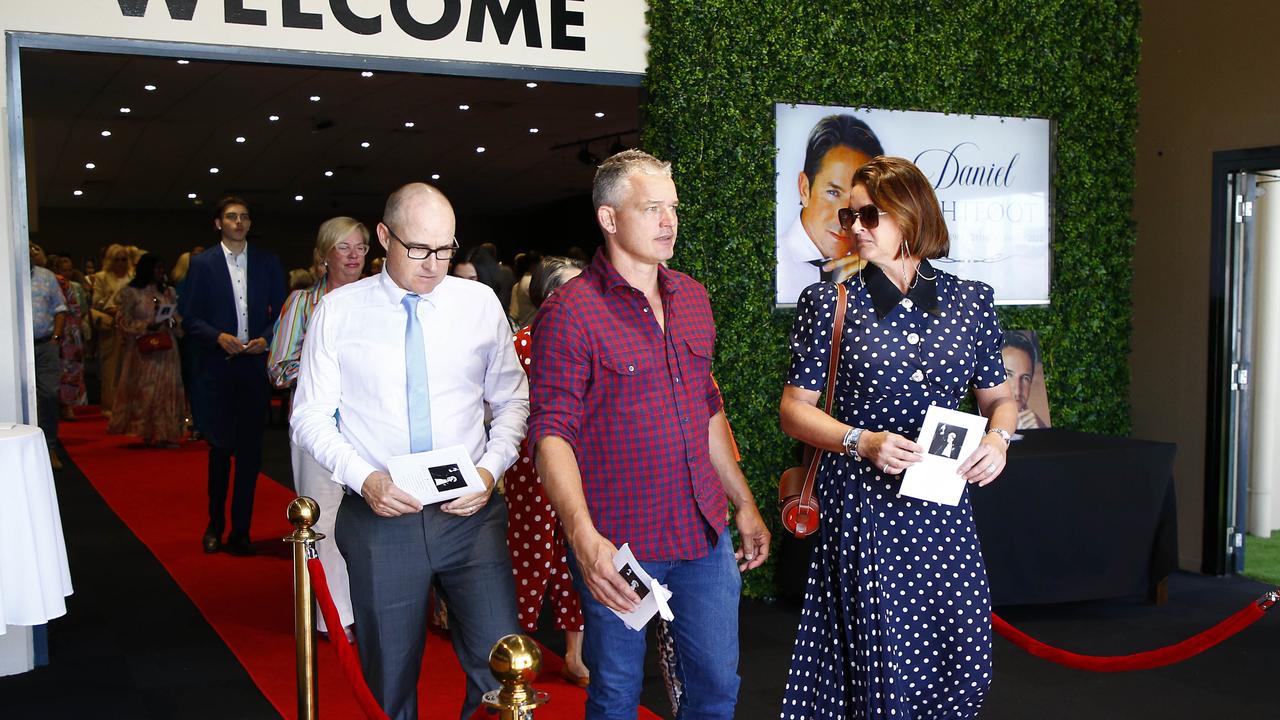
1205, 146, 1280, 577
8, 34, 640, 423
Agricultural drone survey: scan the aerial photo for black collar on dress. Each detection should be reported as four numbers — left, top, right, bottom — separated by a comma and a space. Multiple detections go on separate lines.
860, 258, 939, 320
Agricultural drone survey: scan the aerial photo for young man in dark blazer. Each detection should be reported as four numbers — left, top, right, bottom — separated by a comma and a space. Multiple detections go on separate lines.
182, 196, 286, 556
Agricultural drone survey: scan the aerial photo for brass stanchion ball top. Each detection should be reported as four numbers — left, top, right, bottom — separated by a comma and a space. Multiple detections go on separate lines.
488, 634, 541, 684
287, 496, 321, 529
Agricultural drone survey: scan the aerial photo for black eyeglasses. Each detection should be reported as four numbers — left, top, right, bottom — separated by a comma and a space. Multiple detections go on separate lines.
383, 222, 458, 261
838, 205, 886, 232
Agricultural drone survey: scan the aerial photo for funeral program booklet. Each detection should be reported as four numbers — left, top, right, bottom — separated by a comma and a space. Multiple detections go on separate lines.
385, 444, 488, 505
611, 543, 674, 632
898, 405, 988, 506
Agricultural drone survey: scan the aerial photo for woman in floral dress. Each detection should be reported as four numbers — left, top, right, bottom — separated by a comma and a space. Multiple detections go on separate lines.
108, 254, 185, 446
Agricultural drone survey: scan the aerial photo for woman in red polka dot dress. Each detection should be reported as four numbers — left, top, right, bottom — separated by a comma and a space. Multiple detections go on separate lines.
508, 256, 590, 686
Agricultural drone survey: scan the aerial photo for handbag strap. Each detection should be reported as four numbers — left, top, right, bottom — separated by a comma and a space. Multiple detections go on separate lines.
798, 281, 848, 512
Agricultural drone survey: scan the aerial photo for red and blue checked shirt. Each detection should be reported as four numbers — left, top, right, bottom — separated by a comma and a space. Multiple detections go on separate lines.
528, 250, 727, 561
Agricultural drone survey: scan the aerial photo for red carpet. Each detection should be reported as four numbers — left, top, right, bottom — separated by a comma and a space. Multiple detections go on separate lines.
60, 411, 642, 719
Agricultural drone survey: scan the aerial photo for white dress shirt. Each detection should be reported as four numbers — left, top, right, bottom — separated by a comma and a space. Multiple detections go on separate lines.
291, 271, 529, 494
221, 240, 250, 343
776, 213, 825, 306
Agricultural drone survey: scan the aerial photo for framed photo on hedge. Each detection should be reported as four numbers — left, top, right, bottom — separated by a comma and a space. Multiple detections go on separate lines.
774, 103, 1052, 308
1001, 329, 1052, 430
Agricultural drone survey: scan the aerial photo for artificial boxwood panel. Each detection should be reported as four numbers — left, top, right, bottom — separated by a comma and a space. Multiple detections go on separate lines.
643, 0, 1140, 597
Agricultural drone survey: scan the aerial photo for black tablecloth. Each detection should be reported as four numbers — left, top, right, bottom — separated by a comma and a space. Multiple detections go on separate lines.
970, 428, 1178, 606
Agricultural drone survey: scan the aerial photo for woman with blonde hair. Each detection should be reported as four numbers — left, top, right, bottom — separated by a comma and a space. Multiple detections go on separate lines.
268, 215, 368, 639
90, 243, 133, 415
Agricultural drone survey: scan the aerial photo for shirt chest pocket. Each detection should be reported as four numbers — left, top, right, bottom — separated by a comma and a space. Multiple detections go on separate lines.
598, 352, 659, 415
681, 335, 714, 383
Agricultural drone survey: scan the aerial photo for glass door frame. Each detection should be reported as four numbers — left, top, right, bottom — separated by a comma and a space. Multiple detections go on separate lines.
1205, 146, 1280, 574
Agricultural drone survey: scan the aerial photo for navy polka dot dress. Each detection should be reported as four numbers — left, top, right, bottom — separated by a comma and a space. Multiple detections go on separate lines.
780, 269, 1005, 720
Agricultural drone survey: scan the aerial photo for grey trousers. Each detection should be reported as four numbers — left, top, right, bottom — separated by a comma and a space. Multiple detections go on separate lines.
34, 340, 60, 447
336, 490, 519, 720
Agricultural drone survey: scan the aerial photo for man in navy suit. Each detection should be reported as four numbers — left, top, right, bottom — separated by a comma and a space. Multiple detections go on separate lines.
182, 196, 286, 556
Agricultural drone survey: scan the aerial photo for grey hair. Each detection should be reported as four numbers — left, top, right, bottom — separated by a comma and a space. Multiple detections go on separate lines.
528, 255, 587, 308
591, 149, 672, 210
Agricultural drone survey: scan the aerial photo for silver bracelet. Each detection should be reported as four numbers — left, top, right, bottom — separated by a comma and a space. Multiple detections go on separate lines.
986, 428, 1012, 445
842, 427, 865, 457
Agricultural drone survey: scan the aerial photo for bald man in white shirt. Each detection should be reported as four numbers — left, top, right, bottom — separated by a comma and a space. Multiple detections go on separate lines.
291, 183, 526, 720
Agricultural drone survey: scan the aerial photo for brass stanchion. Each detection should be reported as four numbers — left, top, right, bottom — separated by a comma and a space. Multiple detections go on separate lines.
285, 497, 325, 720
483, 634, 550, 719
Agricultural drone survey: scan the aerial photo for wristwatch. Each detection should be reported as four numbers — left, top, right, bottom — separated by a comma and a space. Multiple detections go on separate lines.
842, 427, 865, 457
986, 428, 1012, 445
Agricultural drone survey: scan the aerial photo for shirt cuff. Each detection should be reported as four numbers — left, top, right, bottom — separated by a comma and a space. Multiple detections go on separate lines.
476, 452, 510, 485
340, 456, 379, 495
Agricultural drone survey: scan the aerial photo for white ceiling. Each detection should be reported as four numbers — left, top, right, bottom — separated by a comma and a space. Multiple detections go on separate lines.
20, 48, 640, 217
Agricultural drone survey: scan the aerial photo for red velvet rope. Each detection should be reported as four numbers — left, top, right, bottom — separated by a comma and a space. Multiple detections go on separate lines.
991, 591, 1274, 672
307, 557, 391, 720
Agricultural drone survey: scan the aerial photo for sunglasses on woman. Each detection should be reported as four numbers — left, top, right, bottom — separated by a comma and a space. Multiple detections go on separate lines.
838, 205, 886, 232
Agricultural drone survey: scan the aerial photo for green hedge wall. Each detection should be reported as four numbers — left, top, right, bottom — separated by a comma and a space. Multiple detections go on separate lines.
643, 0, 1141, 597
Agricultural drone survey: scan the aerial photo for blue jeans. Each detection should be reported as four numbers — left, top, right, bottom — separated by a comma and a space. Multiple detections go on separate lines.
570, 534, 742, 720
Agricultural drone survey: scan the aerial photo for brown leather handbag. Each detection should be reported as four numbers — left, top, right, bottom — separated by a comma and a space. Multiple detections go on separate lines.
779, 282, 848, 539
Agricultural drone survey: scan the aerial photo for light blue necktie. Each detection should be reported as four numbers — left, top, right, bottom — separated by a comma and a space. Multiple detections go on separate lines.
402, 294, 433, 452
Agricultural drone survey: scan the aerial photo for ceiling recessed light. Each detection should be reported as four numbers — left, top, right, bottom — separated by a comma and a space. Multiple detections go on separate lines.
594, 112, 605, 118
268, 114, 280, 122
235, 136, 246, 143
187, 193, 197, 199
144, 84, 157, 91
324, 170, 334, 177
431, 173, 441, 180
475, 146, 486, 153
119, 107, 131, 114
100, 130, 112, 137
84, 162, 96, 170
176, 59, 190, 65
309, 95, 321, 102
528, 128, 539, 134
360, 141, 371, 148
360, 71, 374, 78
458, 104, 470, 111
72, 189, 84, 197
209, 167, 219, 174
294, 194, 304, 201
526, 82, 538, 88
404, 121, 416, 128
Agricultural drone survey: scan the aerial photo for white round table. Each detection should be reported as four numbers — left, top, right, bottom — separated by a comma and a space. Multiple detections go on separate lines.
0, 424, 73, 676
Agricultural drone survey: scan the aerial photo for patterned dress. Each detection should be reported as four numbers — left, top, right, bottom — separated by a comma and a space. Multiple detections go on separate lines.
506, 325, 584, 632
56, 275, 88, 408
780, 267, 1005, 720
107, 285, 186, 444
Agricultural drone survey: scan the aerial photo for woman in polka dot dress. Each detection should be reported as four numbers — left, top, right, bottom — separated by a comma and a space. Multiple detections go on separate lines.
508, 255, 591, 685
778, 156, 1018, 719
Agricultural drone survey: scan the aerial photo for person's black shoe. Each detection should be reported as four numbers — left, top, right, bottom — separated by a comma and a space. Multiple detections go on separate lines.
202, 528, 222, 554
224, 535, 256, 557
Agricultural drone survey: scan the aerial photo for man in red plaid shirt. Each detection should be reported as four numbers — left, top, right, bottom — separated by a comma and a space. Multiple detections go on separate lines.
529, 149, 770, 719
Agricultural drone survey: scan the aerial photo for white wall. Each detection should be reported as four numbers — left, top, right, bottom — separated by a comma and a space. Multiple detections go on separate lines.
1133, 2, 1280, 569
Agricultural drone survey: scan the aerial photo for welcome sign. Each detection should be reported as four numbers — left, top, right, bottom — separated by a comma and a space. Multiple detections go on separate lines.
1, 0, 648, 75
775, 103, 1052, 306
